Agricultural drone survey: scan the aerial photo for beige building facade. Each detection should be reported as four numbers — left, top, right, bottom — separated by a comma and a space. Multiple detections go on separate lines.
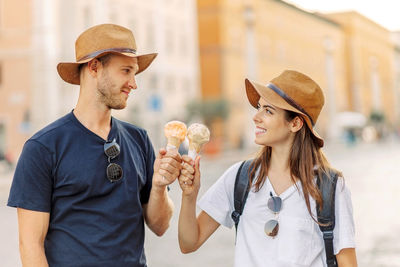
198, 0, 347, 148
197, 0, 400, 148
393, 32, 400, 124
2, 0, 400, 158
0, 0, 33, 162
35, 0, 200, 149
1, 0, 200, 159
325, 11, 397, 125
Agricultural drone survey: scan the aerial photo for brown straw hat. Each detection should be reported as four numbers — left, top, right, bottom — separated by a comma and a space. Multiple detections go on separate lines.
57, 24, 158, 85
245, 70, 325, 147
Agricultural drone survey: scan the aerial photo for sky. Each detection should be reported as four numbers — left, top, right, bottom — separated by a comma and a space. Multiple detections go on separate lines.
286, 0, 400, 31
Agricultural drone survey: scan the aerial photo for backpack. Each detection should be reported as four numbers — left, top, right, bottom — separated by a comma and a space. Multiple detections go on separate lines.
231, 160, 338, 267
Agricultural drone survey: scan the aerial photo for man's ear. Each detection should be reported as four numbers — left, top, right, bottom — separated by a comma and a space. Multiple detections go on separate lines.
290, 116, 304, 133
87, 59, 100, 77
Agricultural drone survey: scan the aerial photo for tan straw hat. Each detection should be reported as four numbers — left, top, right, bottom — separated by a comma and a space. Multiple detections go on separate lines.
245, 70, 325, 147
57, 24, 157, 85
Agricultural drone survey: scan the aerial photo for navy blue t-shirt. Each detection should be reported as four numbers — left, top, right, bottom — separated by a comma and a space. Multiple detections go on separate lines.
8, 111, 155, 267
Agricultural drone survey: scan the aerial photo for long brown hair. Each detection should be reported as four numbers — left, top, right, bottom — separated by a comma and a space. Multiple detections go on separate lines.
248, 110, 341, 221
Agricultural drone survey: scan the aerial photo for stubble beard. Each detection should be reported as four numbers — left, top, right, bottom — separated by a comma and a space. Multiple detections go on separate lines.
97, 70, 126, 110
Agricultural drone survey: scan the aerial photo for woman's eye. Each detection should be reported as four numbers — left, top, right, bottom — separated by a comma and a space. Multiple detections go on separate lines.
266, 109, 272, 114
256, 103, 261, 110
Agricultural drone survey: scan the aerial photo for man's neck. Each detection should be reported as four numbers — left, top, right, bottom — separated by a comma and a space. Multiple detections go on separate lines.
74, 95, 112, 141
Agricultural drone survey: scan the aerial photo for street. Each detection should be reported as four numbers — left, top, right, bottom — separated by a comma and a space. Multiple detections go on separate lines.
1, 139, 400, 267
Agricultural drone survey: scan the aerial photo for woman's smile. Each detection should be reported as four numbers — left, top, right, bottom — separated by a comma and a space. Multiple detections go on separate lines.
255, 126, 267, 136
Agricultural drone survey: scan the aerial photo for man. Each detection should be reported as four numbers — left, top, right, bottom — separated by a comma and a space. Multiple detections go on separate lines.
8, 24, 181, 267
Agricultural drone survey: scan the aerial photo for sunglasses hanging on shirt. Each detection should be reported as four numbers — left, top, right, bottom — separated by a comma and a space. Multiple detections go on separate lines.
264, 192, 282, 237
104, 138, 123, 182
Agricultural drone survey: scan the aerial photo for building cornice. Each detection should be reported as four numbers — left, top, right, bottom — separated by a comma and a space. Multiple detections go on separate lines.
272, 0, 341, 27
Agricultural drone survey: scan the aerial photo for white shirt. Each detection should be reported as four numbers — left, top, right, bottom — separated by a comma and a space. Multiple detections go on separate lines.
198, 162, 355, 267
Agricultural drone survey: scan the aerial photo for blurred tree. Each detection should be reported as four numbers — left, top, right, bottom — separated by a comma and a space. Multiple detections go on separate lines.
185, 98, 230, 155
185, 98, 229, 127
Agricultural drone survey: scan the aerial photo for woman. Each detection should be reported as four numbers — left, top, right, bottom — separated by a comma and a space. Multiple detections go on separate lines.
178, 70, 357, 267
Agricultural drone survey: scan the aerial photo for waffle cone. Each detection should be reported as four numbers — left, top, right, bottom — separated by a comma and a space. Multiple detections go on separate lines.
188, 142, 201, 153
167, 137, 182, 149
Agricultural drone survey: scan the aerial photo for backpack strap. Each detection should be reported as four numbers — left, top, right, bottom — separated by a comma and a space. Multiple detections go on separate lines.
231, 160, 253, 237
317, 170, 339, 267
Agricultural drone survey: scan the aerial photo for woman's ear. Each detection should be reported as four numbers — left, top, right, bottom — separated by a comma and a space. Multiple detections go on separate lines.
290, 116, 304, 133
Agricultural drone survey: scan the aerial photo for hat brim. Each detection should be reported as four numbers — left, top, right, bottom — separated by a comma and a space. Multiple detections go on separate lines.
245, 78, 324, 147
57, 52, 158, 85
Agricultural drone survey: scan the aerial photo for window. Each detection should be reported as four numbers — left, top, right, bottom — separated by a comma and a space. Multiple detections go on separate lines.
83, 6, 92, 28
0, 123, 5, 154
146, 21, 155, 50
0, 62, 2, 86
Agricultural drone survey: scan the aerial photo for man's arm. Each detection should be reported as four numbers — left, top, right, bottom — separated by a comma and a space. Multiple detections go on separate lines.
142, 186, 174, 236
143, 148, 181, 236
17, 208, 50, 267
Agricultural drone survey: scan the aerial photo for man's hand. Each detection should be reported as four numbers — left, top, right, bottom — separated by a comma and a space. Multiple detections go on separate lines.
153, 148, 182, 189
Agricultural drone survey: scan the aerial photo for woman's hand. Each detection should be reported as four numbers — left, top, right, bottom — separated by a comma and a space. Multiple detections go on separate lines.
178, 155, 201, 197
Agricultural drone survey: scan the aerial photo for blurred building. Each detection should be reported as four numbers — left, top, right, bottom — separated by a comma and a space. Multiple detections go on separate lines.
197, 0, 400, 148
325, 11, 397, 125
2, 0, 199, 159
35, 0, 200, 149
2, 0, 400, 158
0, 0, 33, 162
392, 31, 400, 124
197, 0, 347, 148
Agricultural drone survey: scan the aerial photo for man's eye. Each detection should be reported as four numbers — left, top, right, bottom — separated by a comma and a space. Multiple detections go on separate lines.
266, 109, 272, 115
123, 69, 130, 73
256, 103, 261, 110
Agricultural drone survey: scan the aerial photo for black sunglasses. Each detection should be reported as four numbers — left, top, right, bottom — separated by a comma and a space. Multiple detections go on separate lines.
104, 138, 123, 182
264, 192, 282, 237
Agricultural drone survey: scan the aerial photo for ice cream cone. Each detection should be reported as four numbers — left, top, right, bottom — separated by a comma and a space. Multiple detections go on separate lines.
167, 136, 182, 150
187, 123, 210, 160
164, 120, 187, 150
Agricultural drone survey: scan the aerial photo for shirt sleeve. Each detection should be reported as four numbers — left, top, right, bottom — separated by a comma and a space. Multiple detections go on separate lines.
333, 177, 356, 254
198, 162, 242, 229
140, 131, 155, 204
7, 140, 53, 212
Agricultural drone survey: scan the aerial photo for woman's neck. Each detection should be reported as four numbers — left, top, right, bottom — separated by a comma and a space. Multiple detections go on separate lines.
269, 144, 291, 173
267, 143, 294, 195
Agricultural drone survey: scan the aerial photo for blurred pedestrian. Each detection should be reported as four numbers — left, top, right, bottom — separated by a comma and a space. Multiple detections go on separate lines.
8, 24, 181, 267
178, 70, 357, 267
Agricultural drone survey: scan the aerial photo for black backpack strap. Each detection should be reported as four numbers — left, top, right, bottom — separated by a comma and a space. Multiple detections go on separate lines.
231, 160, 253, 237
317, 170, 339, 267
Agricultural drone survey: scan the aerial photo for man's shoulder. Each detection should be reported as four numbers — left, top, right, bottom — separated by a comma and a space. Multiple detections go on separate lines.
113, 117, 148, 137
30, 112, 74, 142
113, 118, 154, 155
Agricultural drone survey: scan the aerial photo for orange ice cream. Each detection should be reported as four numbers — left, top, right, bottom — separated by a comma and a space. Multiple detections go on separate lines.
164, 120, 187, 150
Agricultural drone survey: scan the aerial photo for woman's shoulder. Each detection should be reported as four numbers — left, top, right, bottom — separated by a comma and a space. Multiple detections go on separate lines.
213, 160, 252, 189
222, 159, 257, 180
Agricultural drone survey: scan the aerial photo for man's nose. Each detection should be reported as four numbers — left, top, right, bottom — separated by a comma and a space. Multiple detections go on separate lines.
128, 76, 137, 90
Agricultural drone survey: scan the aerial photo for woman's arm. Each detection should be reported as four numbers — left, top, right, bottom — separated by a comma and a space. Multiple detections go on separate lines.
178, 156, 220, 253
336, 248, 357, 267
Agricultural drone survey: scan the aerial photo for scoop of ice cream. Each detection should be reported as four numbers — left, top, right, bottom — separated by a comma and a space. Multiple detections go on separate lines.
164, 120, 187, 149
187, 123, 210, 153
